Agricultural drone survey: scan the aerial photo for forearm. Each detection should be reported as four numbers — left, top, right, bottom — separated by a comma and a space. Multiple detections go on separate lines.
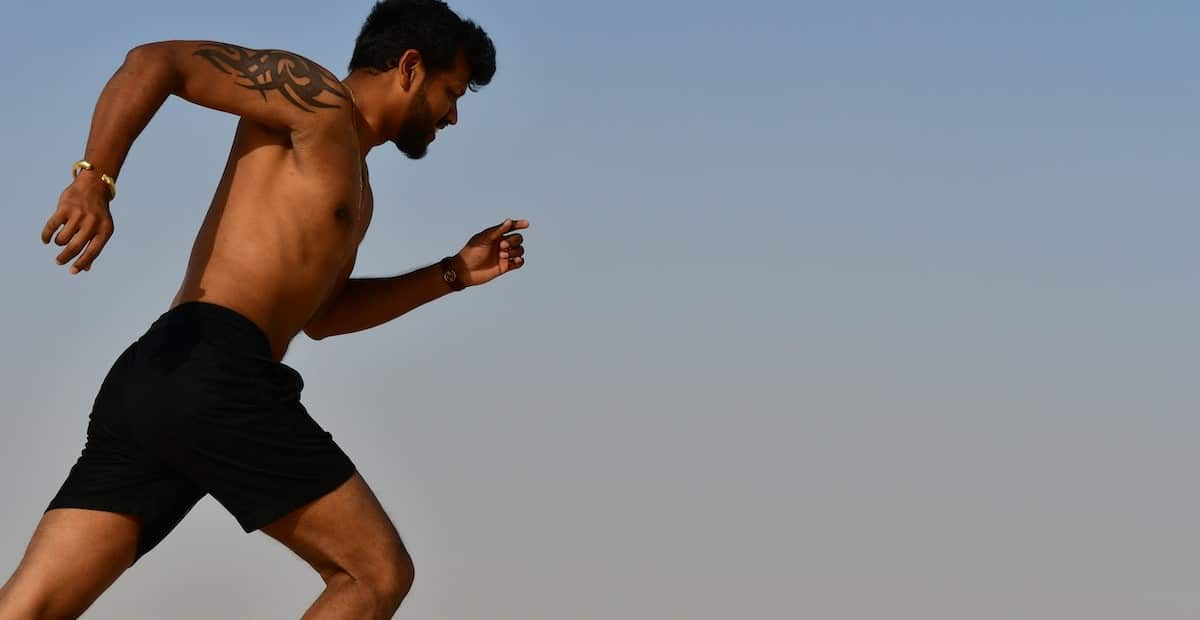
76, 45, 175, 185
308, 260, 460, 339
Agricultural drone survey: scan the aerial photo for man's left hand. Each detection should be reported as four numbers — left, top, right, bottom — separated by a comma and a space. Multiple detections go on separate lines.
455, 218, 529, 287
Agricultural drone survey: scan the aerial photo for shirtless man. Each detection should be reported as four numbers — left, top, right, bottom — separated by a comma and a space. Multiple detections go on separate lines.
0, 2, 524, 618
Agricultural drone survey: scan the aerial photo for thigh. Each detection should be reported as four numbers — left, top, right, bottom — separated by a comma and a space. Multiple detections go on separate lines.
258, 471, 412, 583
123, 330, 360, 538
0, 508, 139, 618
45, 395, 208, 565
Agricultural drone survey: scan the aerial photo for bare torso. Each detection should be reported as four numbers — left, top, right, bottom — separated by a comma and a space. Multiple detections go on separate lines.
169, 117, 373, 362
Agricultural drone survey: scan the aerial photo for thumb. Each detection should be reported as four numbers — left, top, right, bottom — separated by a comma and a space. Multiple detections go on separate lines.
489, 218, 514, 240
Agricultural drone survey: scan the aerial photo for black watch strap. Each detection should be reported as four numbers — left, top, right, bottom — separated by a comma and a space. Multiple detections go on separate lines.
440, 256, 465, 291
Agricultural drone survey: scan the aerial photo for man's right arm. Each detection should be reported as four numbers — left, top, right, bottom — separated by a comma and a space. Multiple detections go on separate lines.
43, 40, 350, 274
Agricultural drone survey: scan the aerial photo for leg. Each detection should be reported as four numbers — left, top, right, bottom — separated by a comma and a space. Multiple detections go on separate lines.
0, 508, 141, 620
1, 334, 207, 618
259, 472, 415, 620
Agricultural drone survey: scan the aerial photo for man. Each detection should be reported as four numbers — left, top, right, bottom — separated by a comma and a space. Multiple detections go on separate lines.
0, 1, 524, 618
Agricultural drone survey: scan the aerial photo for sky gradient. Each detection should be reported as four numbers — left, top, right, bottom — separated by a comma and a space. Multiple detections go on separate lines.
2, 1, 1198, 618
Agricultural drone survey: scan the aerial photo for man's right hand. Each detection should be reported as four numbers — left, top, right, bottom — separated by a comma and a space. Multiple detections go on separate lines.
42, 173, 115, 275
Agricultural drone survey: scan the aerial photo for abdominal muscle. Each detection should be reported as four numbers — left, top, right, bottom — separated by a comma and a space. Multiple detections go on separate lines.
170, 118, 366, 362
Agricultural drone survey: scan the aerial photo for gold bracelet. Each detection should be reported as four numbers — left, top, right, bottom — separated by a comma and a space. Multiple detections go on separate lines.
72, 159, 117, 201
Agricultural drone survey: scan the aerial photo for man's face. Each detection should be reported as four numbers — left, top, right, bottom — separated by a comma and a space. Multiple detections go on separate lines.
391, 51, 471, 160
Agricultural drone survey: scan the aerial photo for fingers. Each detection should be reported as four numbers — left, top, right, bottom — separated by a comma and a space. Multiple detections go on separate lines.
488, 218, 531, 240
499, 256, 524, 274
54, 213, 82, 247
54, 215, 103, 269
489, 218, 514, 240
67, 241, 93, 275
42, 211, 68, 244
498, 233, 523, 250
70, 222, 114, 273
497, 227, 527, 273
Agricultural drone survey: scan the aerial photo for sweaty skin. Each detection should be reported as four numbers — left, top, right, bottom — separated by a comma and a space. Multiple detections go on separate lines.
42, 40, 527, 362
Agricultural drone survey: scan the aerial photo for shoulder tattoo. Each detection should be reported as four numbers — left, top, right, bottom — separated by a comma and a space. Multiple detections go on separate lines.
193, 42, 349, 113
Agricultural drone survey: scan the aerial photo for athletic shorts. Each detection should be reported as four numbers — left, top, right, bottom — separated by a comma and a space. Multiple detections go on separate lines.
45, 300, 357, 566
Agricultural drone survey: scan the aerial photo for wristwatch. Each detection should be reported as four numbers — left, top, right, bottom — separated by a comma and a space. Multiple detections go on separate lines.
440, 256, 465, 291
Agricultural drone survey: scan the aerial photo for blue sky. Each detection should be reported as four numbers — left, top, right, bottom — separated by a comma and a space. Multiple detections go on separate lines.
2, 1, 1198, 618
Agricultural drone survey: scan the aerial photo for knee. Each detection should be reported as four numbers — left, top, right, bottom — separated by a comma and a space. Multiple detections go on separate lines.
355, 548, 415, 613
380, 551, 415, 607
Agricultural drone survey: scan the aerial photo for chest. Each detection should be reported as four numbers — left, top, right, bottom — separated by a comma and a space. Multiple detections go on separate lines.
333, 167, 373, 240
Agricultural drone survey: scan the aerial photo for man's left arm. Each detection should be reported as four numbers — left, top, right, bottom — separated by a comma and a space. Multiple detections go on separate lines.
305, 218, 528, 340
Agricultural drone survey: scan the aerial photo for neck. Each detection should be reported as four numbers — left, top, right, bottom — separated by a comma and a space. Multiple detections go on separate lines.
342, 74, 381, 159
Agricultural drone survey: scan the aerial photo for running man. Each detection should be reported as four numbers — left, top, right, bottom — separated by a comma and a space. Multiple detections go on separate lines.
0, 1, 524, 618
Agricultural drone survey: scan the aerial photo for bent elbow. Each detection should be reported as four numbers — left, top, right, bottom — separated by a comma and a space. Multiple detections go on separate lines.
124, 41, 164, 68
123, 41, 180, 93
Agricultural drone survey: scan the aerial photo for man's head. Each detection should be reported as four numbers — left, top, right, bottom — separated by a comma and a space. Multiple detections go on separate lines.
348, 0, 496, 159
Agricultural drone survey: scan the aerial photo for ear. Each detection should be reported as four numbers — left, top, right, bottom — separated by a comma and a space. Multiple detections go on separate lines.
396, 49, 425, 91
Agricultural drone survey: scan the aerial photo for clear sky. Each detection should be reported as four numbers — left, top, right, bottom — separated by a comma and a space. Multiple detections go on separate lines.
2, 1, 1198, 618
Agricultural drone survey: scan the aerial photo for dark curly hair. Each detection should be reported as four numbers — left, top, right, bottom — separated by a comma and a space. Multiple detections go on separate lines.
349, 0, 496, 92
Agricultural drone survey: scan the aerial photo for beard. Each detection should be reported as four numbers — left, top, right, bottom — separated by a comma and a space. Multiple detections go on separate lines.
390, 87, 435, 160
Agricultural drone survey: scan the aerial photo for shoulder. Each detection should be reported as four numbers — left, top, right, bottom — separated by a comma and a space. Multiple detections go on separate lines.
190, 42, 347, 102
144, 40, 354, 135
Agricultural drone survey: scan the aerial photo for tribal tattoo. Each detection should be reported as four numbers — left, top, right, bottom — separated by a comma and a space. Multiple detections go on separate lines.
193, 43, 348, 113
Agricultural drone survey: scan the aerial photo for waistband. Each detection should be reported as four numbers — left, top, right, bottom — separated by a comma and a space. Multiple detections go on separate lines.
146, 301, 273, 359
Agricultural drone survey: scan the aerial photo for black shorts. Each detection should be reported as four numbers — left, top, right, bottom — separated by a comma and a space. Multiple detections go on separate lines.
45, 301, 357, 565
